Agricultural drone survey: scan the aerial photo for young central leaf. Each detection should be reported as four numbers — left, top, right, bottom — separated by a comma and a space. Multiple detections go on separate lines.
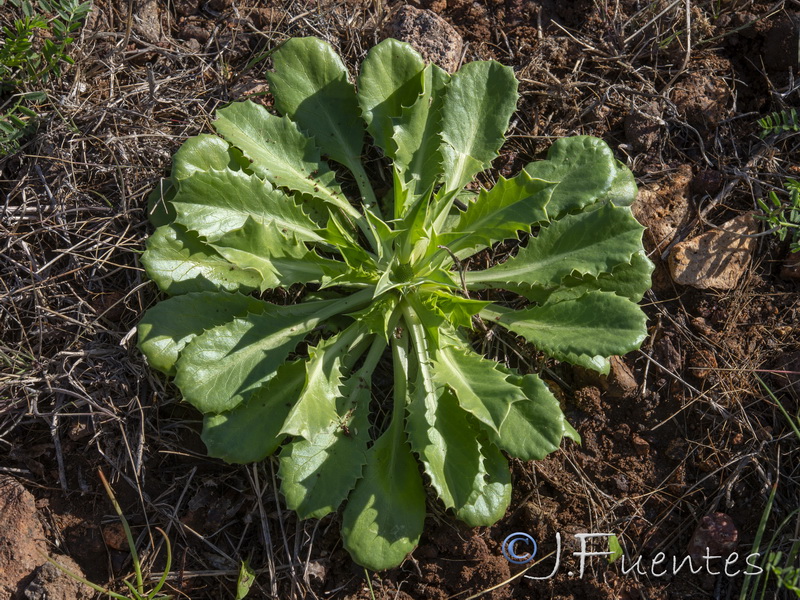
137, 36, 652, 572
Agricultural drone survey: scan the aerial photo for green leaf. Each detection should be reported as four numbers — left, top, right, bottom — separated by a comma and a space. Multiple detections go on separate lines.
341, 331, 425, 571
425, 341, 571, 485
459, 437, 512, 524
213, 101, 357, 218
280, 324, 367, 440
392, 63, 450, 208
436, 171, 551, 257
201, 360, 306, 463
341, 421, 426, 570
171, 134, 247, 182
492, 372, 578, 460
175, 290, 372, 413
137, 291, 265, 375
320, 213, 375, 270
523, 136, 618, 219
603, 162, 637, 207
347, 294, 399, 342
466, 204, 645, 290
440, 61, 519, 194
235, 560, 256, 600
423, 291, 489, 330
170, 169, 323, 245
209, 219, 346, 290
482, 292, 648, 374
279, 356, 374, 519
407, 386, 510, 526
268, 37, 364, 171
431, 345, 528, 439
546, 250, 655, 304
608, 535, 624, 564
357, 38, 425, 157
142, 224, 261, 295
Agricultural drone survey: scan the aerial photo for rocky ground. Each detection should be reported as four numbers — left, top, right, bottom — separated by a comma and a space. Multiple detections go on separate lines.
1, 0, 799, 599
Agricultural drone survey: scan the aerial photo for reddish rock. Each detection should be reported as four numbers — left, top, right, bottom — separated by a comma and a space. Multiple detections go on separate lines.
0, 476, 47, 597
687, 512, 738, 562
383, 5, 464, 73
631, 434, 650, 456
669, 214, 758, 290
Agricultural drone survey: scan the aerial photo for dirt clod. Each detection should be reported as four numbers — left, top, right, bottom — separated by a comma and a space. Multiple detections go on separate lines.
689, 348, 718, 381
672, 69, 732, 130
130, 0, 162, 44
633, 165, 693, 266
692, 169, 725, 196
624, 102, 662, 152
0, 477, 47, 598
669, 213, 759, 289
383, 5, 464, 72
631, 434, 650, 456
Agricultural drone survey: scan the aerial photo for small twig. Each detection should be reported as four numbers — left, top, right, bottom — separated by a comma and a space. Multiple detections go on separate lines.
663, 0, 692, 91
51, 395, 68, 492
437, 245, 468, 297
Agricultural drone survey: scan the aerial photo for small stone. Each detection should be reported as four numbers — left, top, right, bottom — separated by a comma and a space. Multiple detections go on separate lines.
179, 23, 210, 44
613, 424, 631, 442
383, 6, 464, 73
687, 513, 738, 562
305, 559, 327, 583
102, 523, 128, 552
691, 316, 716, 337
250, 7, 283, 29
21, 557, 91, 600
132, 0, 162, 44
631, 434, 650, 456
654, 335, 681, 371
608, 356, 638, 398
668, 213, 758, 289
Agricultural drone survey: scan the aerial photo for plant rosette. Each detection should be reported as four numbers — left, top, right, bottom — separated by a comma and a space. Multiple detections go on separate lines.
137, 37, 653, 570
